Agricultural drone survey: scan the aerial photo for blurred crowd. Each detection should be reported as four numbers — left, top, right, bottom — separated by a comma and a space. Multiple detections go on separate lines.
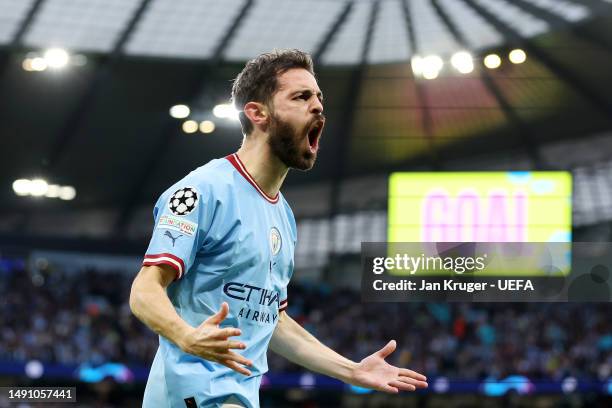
273, 285, 612, 381
1, 264, 611, 381
0, 263, 157, 367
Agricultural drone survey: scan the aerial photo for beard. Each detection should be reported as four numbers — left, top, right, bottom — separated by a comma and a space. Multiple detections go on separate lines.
267, 112, 316, 171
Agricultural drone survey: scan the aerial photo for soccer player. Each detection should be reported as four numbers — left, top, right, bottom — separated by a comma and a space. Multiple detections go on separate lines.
129, 49, 427, 408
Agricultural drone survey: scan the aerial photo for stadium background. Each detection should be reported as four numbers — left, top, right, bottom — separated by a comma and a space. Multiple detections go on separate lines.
1, 0, 612, 406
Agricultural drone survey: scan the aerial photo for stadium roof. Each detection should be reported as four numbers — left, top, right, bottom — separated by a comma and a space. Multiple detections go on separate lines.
1, 0, 612, 239
0, 0, 597, 63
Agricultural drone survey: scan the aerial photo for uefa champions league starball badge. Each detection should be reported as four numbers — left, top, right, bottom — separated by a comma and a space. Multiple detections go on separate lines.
168, 187, 199, 216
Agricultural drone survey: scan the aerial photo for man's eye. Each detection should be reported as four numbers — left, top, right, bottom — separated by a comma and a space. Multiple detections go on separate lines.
295, 94, 309, 100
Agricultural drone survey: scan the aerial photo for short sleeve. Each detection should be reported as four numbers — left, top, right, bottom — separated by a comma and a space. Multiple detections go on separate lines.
142, 184, 213, 280
279, 286, 288, 312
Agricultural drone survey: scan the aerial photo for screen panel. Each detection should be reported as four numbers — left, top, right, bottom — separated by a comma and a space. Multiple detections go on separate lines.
388, 171, 572, 243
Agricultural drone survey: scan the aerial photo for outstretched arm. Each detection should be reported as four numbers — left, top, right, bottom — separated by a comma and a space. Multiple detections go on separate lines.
270, 311, 427, 393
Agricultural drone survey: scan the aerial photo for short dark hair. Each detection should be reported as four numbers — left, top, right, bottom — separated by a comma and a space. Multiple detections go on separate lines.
231, 49, 315, 135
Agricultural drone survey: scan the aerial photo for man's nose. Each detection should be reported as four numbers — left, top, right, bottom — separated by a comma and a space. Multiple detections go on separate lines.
310, 98, 323, 115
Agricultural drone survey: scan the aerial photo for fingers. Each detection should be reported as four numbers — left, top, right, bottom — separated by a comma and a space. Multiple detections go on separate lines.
376, 340, 397, 359
209, 340, 247, 350
218, 350, 252, 367
204, 302, 229, 326
389, 380, 415, 392
218, 359, 252, 376
210, 327, 242, 340
214, 351, 253, 376
383, 376, 428, 394
397, 376, 428, 389
379, 383, 399, 393
399, 368, 427, 382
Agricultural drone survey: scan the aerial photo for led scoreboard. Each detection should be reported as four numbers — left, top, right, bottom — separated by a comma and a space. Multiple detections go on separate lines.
388, 172, 572, 243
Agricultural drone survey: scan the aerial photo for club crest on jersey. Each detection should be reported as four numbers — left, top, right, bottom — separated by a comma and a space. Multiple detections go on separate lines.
168, 187, 198, 216
270, 227, 282, 256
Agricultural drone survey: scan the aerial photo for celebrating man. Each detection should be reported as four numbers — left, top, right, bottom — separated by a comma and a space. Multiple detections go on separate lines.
130, 49, 427, 408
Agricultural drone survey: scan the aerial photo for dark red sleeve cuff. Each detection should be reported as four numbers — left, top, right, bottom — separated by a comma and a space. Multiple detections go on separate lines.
143, 253, 185, 280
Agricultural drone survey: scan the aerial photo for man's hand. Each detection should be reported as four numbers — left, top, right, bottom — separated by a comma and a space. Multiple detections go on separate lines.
179, 302, 253, 376
350, 340, 428, 393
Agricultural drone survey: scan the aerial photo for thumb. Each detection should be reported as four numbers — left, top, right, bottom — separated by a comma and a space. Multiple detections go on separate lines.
203, 302, 229, 326
376, 340, 396, 359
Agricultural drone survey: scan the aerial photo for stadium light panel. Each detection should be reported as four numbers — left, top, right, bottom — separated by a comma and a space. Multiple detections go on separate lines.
422, 70, 439, 80
213, 104, 239, 121
509, 49, 527, 64
59, 186, 76, 201
29, 179, 49, 197
12, 179, 31, 196
182, 120, 198, 134
484, 54, 502, 69
450, 51, 474, 74
13, 178, 76, 200
45, 184, 61, 198
22, 59, 34, 72
170, 104, 190, 119
199, 120, 215, 134
43, 48, 69, 68
411, 56, 423, 76
30, 57, 47, 71
421, 55, 444, 80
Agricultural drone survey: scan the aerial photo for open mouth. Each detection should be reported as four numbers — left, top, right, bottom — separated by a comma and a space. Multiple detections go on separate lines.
306, 121, 324, 153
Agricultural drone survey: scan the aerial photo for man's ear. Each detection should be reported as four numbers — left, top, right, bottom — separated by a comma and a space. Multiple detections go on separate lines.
243, 101, 269, 130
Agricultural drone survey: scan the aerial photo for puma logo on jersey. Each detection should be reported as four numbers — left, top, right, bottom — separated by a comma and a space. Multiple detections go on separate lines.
164, 230, 182, 247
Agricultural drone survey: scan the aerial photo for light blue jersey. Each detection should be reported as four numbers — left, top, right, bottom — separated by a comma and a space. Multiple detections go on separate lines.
142, 154, 296, 408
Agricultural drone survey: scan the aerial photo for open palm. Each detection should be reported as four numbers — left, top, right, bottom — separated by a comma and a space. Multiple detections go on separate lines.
351, 340, 428, 393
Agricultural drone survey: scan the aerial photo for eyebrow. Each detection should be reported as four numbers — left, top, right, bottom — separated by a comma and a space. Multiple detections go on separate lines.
293, 89, 324, 103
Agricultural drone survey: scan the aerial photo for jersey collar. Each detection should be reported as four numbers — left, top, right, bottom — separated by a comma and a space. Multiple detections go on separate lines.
226, 153, 280, 204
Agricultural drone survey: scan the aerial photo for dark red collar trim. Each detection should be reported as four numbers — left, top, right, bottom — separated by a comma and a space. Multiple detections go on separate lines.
226, 153, 279, 204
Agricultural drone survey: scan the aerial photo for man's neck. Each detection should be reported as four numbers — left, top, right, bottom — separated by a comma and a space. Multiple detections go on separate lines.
235, 133, 289, 198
